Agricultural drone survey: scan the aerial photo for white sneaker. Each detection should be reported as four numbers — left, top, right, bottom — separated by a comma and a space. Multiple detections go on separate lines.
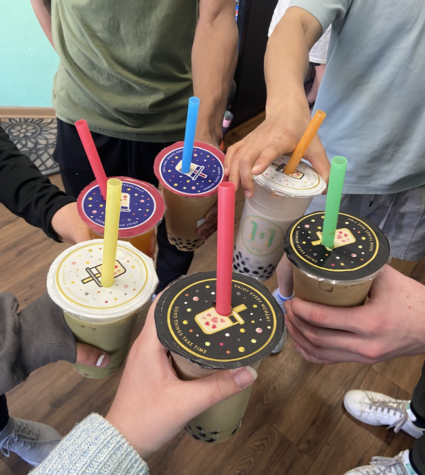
271, 289, 292, 354
344, 390, 424, 438
344, 450, 418, 475
0, 417, 62, 466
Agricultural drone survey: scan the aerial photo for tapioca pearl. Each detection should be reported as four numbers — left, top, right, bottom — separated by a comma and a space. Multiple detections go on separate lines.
243, 267, 250, 273
206, 438, 216, 443
231, 427, 239, 435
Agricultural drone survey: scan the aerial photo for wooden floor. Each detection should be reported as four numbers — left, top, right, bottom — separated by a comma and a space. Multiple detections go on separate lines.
1, 114, 425, 474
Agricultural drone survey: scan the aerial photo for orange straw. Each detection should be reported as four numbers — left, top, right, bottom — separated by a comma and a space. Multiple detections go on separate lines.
284, 110, 326, 175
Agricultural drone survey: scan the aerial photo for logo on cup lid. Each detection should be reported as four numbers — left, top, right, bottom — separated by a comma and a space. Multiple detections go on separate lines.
254, 156, 326, 197
78, 178, 164, 238
154, 142, 225, 197
284, 212, 390, 280
51, 242, 154, 316
155, 272, 284, 369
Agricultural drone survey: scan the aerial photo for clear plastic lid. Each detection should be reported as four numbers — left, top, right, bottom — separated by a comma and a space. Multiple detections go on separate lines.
47, 240, 158, 321
254, 155, 326, 197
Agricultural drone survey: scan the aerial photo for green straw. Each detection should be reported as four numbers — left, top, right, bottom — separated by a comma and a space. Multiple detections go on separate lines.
321, 156, 348, 249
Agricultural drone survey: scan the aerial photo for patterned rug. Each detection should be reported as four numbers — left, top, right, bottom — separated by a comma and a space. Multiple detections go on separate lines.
0, 118, 59, 176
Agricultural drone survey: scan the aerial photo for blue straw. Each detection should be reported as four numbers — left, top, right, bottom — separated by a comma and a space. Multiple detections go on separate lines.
181, 97, 200, 174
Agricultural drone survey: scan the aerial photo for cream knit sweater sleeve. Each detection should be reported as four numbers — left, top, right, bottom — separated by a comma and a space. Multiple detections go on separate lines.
31, 414, 149, 474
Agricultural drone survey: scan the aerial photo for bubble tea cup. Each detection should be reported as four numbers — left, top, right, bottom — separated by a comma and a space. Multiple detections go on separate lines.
47, 240, 158, 378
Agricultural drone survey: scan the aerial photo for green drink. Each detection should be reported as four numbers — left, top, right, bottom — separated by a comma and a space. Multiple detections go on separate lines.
47, 239, 157, 378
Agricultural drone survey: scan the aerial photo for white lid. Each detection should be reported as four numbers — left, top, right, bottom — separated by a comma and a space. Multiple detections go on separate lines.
253, 155, 326, 197
47, 240, 158, 321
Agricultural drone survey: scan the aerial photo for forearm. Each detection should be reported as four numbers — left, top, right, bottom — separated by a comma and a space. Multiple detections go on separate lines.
0, 127, 74, 240
30, 0, 54, 48
265, 8, 322, 119
192, 9, 238, 145
0, 293, 75, 394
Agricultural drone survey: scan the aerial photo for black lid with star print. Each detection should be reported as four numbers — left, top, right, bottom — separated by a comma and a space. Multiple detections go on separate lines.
284, 212, 390, 281
154, 271, 284, 370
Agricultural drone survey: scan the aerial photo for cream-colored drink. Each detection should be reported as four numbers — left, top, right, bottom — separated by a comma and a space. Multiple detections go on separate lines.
233, 156, 326, 281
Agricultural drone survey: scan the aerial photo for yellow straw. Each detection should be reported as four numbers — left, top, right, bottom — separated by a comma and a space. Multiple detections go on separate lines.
101, 178, 122, 288
285, 110, 327, 175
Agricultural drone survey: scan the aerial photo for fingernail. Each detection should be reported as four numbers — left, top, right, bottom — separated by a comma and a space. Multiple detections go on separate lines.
96, 354, 106, 367
252, 166, 260, 175
224, 167, 228, 175
233, 367, 257, 389
293, 344, 301, 353
244, 190, 252, 198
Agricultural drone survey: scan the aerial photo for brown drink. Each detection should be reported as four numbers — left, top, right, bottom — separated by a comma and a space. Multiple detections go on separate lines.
155, 271, 284, 443
154, 141, 225, 251
284, 212, 391, 306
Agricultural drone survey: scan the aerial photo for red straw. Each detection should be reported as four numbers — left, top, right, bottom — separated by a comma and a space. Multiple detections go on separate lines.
75, 120, 108, 200
216, 182, 235, 316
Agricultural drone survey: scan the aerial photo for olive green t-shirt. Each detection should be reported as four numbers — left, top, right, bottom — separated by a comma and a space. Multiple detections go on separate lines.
52, 0, 198, 142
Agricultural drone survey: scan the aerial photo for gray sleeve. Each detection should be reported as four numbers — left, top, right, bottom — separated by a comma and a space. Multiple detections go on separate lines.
289, 0, 352, 32
30, 414, 149, 475
0, 292, 76, 394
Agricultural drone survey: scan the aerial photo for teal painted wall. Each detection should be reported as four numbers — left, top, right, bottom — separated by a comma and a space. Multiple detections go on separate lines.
0, 3, 59, 107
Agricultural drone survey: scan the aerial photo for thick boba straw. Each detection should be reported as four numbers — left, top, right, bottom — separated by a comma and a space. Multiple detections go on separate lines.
321, 156, 348, 249
215, 182, 236, 316
101, 178, 123, 287
75, 119, 108, 200
285, 110, 326, 175
181, 97, 200, 174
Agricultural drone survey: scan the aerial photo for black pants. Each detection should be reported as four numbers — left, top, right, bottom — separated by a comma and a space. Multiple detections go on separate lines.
53, 119, 193, 290
410, 363, 425, 473
0, 395, 9, 432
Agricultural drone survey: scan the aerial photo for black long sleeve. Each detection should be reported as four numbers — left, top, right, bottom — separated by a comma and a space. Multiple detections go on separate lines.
0, 125, 74, 240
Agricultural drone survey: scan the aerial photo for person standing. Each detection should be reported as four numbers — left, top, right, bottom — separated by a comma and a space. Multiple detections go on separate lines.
31, 0, 239, 292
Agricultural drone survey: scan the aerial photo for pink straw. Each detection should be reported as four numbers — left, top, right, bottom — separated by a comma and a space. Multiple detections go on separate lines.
216, 182, 235, 316
75, 120, 108, 200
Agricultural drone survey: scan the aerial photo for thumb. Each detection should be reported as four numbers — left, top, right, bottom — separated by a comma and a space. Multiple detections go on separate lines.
76, 342, 110, 368
184, 367, 258, 416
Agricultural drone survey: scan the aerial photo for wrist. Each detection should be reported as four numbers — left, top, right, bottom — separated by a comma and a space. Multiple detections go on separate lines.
105, 409, 155, 460
265, 89, 310, 121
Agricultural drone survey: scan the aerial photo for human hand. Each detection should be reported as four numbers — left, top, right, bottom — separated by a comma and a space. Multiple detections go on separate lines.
284, 265, 425, 364
224, 102, 330, 198
75, 342, 110, 368
51, 202, 91, 244
106, 298, 257, 459
197, 202, 217, 241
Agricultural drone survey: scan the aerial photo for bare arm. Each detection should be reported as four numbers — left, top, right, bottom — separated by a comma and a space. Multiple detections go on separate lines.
30, 0, 54, 48
192, 0, 238, 147
225, 7, 330, 197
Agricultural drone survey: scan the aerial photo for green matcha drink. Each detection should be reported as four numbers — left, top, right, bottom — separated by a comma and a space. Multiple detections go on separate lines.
47, 239, 157, 379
